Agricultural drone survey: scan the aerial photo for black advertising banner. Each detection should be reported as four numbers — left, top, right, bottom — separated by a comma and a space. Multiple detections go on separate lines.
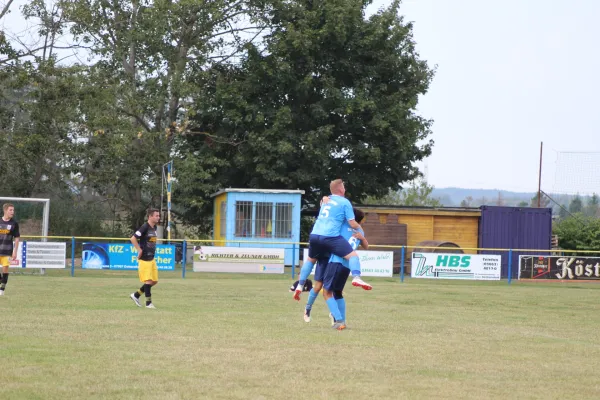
519, 255, 600, 280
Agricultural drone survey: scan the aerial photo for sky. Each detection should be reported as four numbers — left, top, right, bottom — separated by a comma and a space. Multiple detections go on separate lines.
366, 0, 600, 194
3, 0, 600, 194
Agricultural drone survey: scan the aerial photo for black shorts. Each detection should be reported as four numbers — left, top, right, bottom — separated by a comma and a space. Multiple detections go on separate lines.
308, 234, 353, 260
323, 262, 350, 292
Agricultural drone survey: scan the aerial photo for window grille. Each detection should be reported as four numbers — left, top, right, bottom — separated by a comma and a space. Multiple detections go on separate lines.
235, 201, 253, 237
275, 203, 293, 238
255, 202, 273, 237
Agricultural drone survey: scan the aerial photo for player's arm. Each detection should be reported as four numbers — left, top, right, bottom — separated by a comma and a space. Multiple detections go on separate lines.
343, 201, 360, 229
130, 235, 142, 258
353, 231, 369, 250
347, 219, 360, 229
130, 225, 146, 258
320, 196, 330, 206
11, 223, 20, 260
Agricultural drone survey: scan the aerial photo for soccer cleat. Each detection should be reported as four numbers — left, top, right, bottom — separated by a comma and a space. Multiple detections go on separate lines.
352, 276, 372, 290
0, 289, 4, 296
303, 308, 311, 323
329, 313, 335, 327
130, 293, 141, 307
332, 321, 346, 331
146, 303, 156, 309
293, 288, 302, 301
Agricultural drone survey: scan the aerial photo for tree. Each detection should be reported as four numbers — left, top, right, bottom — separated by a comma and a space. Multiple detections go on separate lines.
568, 195, 583, 214
558, 205, 569, 219
362, 179, 442, 207
183, 0, 434, 219
460, 196, 474, 207
530, 192, 550, 208
0, 0, 435, 234
585, 194, 599, 217
517, 201, 528, 207
553, 215, 600, 251
55, 0, 273, 229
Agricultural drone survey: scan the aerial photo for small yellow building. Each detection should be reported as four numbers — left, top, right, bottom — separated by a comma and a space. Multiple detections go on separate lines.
359, 205, 481, 250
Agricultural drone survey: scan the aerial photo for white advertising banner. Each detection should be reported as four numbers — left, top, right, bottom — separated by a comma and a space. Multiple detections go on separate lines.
302, 249, 394, 277
411, 252, 501, 280
192, 246, 285, 274
10, 241, 66, 269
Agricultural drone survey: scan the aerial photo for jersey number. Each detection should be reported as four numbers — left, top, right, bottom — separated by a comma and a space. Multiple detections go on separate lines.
320, 206, 331, 218
348, 236, 359, 250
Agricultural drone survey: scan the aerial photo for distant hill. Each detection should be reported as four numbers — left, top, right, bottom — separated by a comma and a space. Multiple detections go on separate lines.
431, 187, 594, 210
431, 187, 535, 207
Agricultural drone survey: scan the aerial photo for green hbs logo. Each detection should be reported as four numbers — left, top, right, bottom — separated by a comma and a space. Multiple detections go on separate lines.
436, 255, 471, 267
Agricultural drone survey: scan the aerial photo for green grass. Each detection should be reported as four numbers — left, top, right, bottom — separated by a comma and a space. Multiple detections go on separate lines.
1, 270, 600, 400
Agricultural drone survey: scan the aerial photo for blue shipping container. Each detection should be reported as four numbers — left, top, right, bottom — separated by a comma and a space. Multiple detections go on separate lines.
478, 206, 552, 278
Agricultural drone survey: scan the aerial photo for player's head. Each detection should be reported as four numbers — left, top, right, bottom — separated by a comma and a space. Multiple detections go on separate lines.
3, 203, 14, 218
353, 208, 365, 224
330, 179, 345, 196
147, 208, 160, 224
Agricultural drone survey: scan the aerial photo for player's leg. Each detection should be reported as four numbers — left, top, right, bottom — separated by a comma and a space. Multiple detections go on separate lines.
331, 266, 350, 324
342, 250, 372, 290
294, 235, 322, 300
144, 260, 158, 309
130, 283, 146, 306
322, 262, 346, 330
132, 260, 153, 308
325, 236, 372, 291
304, 257, 327, 322
0, 257, 8, 295
131, 260, 147, 307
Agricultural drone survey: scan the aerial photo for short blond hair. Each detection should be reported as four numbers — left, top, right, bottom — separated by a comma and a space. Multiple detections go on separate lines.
3, 203, 14, 212
330, 179, 344, 193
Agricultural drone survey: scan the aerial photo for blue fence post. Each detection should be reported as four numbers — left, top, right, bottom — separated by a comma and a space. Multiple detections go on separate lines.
400, 246, 406, 282
71, 236, 75, 277
182, 240, 187, 279
291, 243, 296, 278
507, 249, 513, 285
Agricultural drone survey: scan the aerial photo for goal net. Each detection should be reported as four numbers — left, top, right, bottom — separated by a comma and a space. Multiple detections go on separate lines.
541, 150, 600, 219
551, 152, 600, 196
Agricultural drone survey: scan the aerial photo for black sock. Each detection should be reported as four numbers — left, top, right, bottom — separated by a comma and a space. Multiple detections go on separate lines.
144, 284, 152, 305
134, 284, 146, 299
1, 272, 8, 290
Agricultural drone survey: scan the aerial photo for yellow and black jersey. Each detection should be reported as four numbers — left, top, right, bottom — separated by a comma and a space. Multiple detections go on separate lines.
0, 218, 19, 256
133, 222, 157, 261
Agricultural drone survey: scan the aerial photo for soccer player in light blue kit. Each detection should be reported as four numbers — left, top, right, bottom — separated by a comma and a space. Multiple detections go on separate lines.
293, 179, 371, 302
321, 211, 369, 330
303, 208, 369, 328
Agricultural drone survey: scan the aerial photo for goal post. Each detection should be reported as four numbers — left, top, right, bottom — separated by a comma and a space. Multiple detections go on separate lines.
0, 197, 50, 274
0, 197, 50, 239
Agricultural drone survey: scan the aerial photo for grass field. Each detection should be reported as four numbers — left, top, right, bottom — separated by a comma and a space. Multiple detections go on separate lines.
1, 269, 600, 400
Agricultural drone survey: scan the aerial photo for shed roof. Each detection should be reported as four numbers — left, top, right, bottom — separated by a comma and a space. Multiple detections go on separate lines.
211, 188, 305, 197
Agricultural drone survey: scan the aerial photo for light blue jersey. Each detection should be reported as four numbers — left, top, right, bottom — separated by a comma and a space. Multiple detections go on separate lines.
329, 222, 363, 269
311, 195, 355, 237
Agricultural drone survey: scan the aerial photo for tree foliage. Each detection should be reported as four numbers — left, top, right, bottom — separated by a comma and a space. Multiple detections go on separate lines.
553, 215, 600, 251
183, 0, 434, 213
0, 0, 434, 235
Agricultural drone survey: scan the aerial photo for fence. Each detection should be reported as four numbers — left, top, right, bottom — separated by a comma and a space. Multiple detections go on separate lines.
16, 235, 600, 284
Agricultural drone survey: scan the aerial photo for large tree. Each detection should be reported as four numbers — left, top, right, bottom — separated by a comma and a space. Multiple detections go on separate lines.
55, 0, 273, 228
183, 0, 434, 221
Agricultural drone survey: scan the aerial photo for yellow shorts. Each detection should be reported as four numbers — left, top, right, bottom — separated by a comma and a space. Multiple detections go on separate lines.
138, 259, 158, 283
0, 256, 9, 268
